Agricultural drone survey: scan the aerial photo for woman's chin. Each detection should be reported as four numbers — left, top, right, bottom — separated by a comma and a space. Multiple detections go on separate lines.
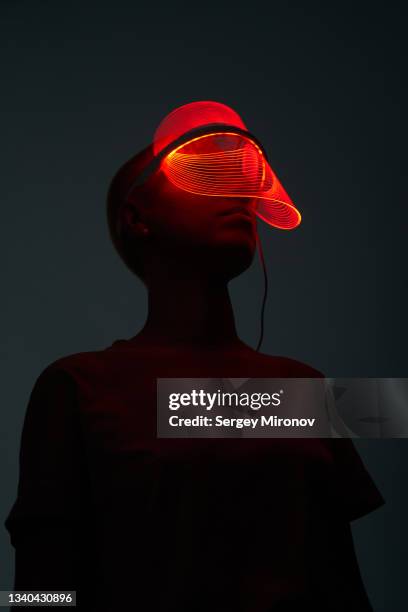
217, 227, 257, 253
210, 234, 256, 279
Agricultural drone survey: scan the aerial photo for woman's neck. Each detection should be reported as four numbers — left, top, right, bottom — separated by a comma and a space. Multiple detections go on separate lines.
133, 272, 246, 351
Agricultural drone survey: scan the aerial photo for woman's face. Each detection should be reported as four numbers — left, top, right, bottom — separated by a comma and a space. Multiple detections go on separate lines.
136, 168, 258, 279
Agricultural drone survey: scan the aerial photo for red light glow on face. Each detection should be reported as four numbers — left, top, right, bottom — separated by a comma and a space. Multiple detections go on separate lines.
161, 132, 301, 230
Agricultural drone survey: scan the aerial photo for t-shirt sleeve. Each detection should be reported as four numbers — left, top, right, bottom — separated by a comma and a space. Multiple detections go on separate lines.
328, 438, 385, 522
4, 364, 91, 593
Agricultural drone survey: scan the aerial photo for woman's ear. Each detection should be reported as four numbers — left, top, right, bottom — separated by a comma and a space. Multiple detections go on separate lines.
121, 202, 149, 238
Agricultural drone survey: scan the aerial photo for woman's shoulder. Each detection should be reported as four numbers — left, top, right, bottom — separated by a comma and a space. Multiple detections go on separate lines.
251, 350, 325, 378
35, 339, 130, 385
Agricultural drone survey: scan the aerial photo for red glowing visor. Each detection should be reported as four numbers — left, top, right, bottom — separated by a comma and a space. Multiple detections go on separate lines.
162, 130, 301, 229
127, 121, 301, 230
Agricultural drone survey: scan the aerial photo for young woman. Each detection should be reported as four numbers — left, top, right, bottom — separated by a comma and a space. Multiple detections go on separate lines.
5, 102, 384, 611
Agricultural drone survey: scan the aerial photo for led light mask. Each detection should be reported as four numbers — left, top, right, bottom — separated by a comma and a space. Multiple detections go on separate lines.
126, 101, 301, 230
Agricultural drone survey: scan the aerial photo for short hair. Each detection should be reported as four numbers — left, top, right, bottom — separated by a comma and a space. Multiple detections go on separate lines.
106, 144, 154, 278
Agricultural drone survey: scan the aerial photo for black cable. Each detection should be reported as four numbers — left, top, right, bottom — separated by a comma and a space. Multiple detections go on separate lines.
255, 232, 268, 352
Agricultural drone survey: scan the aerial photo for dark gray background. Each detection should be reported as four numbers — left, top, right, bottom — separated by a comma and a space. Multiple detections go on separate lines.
1, 1, 406, 610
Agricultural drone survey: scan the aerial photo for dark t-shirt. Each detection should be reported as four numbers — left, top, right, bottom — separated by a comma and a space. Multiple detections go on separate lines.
5, 340, 385, 611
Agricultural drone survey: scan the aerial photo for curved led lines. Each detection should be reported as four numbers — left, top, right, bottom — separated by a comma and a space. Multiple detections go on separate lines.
163, 132, 301, 230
